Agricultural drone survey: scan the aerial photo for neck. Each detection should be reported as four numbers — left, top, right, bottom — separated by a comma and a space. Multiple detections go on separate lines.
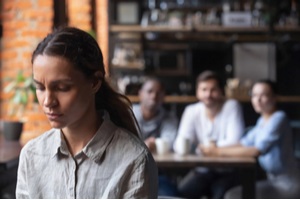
141, 105, 157, 121
205, 100, 224, 121
262, 108, 277, 120
62, 111, 102, 156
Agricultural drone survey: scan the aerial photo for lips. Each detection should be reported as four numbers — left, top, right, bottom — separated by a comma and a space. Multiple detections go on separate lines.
46, 113, 63, 120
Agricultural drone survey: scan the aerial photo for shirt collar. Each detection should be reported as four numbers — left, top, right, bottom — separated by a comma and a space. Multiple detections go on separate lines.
51, 111, 118, 163
141, 106, 166, 122
51, 129, 67, 158
82, 113, 117, 163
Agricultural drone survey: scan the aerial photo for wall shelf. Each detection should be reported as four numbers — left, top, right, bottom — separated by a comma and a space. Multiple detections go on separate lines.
110, 25, 192, 32
110, 25, 300, 34
194, 25, 268, 33
109, 0, 300, 100
274, 26, 300, 32
127, 95, 300, 104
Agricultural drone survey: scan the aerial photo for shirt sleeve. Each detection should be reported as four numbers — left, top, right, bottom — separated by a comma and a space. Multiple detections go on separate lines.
218, 101, 245, 147
16, 148, 30, 199
249, 112, 287, 154
174, 105, 197, 153
123, 151, 158, 198
241, 124, 259, 147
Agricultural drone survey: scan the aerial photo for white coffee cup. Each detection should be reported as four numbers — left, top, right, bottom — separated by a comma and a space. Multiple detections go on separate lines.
203, 139, 216, 147
175, 138, 190, 156
155, 138, 169, 155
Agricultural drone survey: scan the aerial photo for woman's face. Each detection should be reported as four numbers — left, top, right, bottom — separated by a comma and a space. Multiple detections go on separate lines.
251, 83, 276, 115
33, 55, 98, 129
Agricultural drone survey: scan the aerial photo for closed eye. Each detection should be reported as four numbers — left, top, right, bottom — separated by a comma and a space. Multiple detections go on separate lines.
55, 85, 71, 92
33, 83, 45, 91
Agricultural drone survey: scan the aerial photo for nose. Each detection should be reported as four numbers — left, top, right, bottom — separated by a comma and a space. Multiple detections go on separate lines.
256, 95, 262, 103
151, 91, 162, 102
148, 91, 157, 99
43, 91, 58, 108
205, 90, 212, 98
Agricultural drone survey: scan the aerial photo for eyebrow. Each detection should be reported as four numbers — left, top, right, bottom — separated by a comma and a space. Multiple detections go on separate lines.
33, 79, 73, 85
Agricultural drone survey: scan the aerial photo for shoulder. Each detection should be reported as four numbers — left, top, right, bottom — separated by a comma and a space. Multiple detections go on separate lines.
132, 104, 140, 112
272, 110, 287, 119
224, 99, 241, 108
270, 111, 289, 125
20, 129, 58, 157
180, 102, 203, 120
221, 99, 242, 113
107, 121, 153, 161
114, 126, 156, 168
184, 102, 203, 112
132, 104, 142, 119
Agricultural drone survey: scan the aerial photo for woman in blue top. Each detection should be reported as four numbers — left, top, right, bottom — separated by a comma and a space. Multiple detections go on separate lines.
200, 80, 300, 198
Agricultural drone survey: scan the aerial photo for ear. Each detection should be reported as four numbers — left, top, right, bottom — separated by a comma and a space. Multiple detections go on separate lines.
91, 71, 103, 93
196, 86, 201, 101
138, 88, 142, 97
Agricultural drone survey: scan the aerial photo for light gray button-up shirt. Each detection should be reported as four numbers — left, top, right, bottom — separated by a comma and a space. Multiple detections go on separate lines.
16, 113, 158, 199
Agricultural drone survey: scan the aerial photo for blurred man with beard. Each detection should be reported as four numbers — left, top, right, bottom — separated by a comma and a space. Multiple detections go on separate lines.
133, 76, 179, 197
174, 70, 245, 199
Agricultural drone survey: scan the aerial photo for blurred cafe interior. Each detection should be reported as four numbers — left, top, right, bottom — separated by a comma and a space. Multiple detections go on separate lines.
1, 0, 300, 198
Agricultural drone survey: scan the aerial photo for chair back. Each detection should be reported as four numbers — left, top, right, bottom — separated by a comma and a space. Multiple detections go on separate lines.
290, 120, 300, 160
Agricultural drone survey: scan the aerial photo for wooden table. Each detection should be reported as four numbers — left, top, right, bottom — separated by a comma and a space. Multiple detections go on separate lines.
153, 153, 256, 198
0, 136, 22, 171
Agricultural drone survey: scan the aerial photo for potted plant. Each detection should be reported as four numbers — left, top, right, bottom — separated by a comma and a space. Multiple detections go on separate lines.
2, 70, 37, 141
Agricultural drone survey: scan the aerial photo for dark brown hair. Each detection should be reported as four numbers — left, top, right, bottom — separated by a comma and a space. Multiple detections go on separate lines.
253, 79, 277, 96
196, 70, 225, 94
32, 27, 140, 137
140, 76, 165, 92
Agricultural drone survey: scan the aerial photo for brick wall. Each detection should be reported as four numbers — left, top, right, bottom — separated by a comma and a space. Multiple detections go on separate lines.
67, 0, 92, 31
96, 0, 109, 74
0, 0, 109, 143
1, 0, 53, 143
68, 0, 109, 74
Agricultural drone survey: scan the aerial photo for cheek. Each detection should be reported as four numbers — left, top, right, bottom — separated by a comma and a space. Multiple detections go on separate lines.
212, 91, 221, 98
262, 99, 274, 108
68, 89, 95, 112
251, 97, 256, 104
62, 92, 88, 109
36, 91, 44, 105
251, 98, 260, 108
196, 91, 204, 100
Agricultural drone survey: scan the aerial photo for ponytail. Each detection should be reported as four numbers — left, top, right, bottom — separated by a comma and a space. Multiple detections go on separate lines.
96, 80, 140, 137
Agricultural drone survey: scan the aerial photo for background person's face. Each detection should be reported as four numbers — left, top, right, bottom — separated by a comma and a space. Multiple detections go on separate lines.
33, 55, 97, 129
139, 80, 164, 111
196, 79, 223, 108
251, 83, 276, 114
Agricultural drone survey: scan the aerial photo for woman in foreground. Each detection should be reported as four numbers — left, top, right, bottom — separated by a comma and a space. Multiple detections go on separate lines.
16, 27, 158, 199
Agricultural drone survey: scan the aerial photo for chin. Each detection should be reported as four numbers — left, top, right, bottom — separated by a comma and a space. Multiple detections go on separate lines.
204, 101, 217, 108
253, 108, 262, 114
49, 121, 65, 129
